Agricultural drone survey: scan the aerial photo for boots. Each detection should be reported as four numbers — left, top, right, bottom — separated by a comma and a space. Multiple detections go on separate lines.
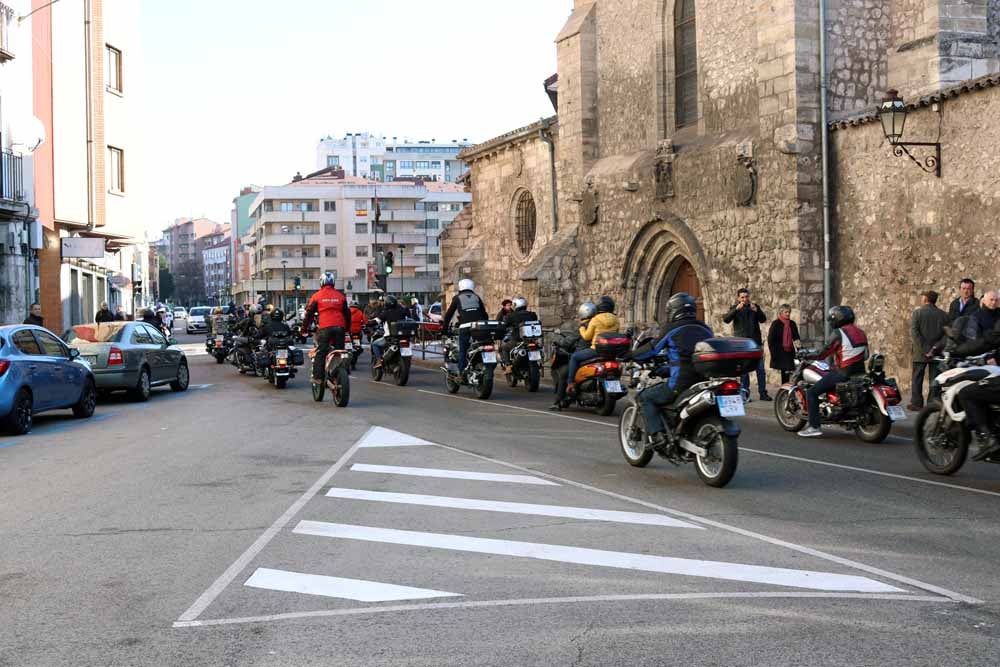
973, 429, 1000, 461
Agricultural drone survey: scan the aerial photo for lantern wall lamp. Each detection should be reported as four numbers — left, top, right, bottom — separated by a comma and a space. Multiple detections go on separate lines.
878, 89, 942, 177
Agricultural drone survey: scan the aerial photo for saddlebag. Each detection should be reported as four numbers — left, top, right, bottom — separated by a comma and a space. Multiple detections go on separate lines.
389, 320, 420, 338
594, 332, 632, 360
835, 379, 868, 408
692, 338, 762, 378
291, 348, 305, 366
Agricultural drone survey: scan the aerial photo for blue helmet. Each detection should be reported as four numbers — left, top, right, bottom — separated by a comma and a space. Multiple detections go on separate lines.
321, 271, 336, 287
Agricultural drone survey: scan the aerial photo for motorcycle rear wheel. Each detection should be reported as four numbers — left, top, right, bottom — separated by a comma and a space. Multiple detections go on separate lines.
619, 404, 653, 467
215, 354, 225, 364
855, 404, 892, 443
276, 376, 287, 389
395, 358, 411, 387
774, 387, 807, 432
693, 416, 738, 488
527, 362, 541, 392
334, 367, 350, 407
595, 388, 617, 416
371, 359, 384, 382
476, 366, 494, 400
915, 403, 969, 475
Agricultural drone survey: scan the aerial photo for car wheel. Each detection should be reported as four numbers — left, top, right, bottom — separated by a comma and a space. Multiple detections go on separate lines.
170, 361, 190, 392
131, 367, 151, 402
73, 380, 97, 418
3, 388, 33, 435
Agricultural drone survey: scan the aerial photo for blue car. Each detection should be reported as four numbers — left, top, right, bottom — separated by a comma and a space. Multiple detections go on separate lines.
0, 324, 97, 435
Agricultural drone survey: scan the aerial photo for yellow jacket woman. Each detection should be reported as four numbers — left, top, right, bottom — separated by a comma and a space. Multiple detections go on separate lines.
580, 311, 620, 349
559, 297, 621, 403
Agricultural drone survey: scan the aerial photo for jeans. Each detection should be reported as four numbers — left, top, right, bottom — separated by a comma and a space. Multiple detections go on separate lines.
313, 326, 345, 380
566, 349, 598, 390
372, 337, 387, 361
458, 330, 472, 371
741, 358, 767, 396
639, 382, 678, 435
806, 370, 847, 428
910, 362, 930, 407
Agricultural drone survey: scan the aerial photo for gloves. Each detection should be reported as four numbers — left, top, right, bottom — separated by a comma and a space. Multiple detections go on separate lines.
651, 366, 671, 379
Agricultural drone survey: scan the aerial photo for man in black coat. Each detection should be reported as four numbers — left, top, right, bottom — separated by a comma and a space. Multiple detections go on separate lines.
948, 278, 979, 322
909, 290, 950, 410
24, 303, 44, 326
723, 287, 770, 401
95, 302, 114, 323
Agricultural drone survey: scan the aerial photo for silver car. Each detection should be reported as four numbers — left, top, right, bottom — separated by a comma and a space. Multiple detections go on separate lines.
64, 322, 190, 401
186, 306, 211, 334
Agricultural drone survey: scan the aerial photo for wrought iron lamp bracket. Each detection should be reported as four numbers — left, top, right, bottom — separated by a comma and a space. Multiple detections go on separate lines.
890, 141, 941, 178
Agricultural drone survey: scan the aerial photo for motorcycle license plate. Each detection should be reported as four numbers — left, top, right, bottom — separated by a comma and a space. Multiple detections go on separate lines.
215, 341, 223, 348
528, 350, 542, 361
482, 352, 497, 364
400, 347, 413, 357
275, 349, 288, 360
345, 342, 354, 351
604, 380, 623, 394
717, 395, 745, 417
887, 405, 906, 421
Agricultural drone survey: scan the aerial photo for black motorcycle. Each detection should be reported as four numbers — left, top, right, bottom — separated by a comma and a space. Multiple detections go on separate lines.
264, 332, 303, 389
502, 320, 543, 392
371, 320, 418, 386
348, 332, 363, 371
443, 321, 504, 400
230, 327, 262, 375
205, 331, 233, 364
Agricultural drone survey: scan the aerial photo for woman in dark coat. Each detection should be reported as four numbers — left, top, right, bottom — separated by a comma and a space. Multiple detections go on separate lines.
767, 303, 800, 384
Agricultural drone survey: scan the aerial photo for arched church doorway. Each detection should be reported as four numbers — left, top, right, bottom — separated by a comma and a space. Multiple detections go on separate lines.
657, 257, 704, 321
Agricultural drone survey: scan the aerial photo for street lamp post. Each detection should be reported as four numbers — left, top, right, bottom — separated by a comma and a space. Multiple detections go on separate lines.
280, 260, 288, 312
877, 89, 942, 177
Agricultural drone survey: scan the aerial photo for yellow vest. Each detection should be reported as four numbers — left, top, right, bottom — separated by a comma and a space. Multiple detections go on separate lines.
580, 312, 620, 349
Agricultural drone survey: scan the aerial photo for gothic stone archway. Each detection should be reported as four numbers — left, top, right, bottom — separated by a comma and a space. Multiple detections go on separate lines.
657, 257, 705, 321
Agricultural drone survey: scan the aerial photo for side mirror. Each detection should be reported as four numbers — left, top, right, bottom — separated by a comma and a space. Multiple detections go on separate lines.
69, 348, 81, 359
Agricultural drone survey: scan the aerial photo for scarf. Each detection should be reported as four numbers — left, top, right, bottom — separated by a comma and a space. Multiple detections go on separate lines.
779, 314, 794, 352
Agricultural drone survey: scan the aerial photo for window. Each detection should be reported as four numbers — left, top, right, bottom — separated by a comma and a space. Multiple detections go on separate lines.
422, 219, 440, 230
326, 155, 341, 167
674, 0, 698, 128
431, 161, 442, 168
106, 45, 123, 93
355, 223, 368, 234
145, 326, 167, 346
399, 161, 413, 169
108, 146, 125, 193
355, 246, 369, 257
12, 330, 41, 355
424, 202, 439, 212
131, 327, 153, 345
280, 202, 293, 212
324, 201, 336, 212
325, 247, 337, 258
374, 224, 388, 234
355, 268, 367, 279
324, 224, 337, 235
415, 161, 430, 169
425, 254, 440, 264
513, 189, 537, 257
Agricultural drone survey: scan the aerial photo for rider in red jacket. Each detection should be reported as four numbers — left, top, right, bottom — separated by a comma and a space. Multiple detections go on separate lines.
800, 306, 868, 438
349, 302, 367, 338
302, 273, 351, 382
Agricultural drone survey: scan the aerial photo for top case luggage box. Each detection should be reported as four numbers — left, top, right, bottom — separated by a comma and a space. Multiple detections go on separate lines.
692, 337, 762, 377
389, 320, 420, 338
470, 320, 504, 341
595, 332, 632, 360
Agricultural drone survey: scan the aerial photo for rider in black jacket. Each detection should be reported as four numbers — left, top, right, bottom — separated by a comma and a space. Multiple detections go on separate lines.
951, 329, 1000, 460
501, 297, 539, 365
371, 296, 410, 366
443, 279, 489, 371
260, 308, 292, 341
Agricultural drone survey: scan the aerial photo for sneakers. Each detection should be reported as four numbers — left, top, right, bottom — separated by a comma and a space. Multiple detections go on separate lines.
798, 425, 823, 438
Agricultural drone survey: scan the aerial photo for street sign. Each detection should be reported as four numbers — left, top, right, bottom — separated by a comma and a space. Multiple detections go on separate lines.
367, 263, 376, 289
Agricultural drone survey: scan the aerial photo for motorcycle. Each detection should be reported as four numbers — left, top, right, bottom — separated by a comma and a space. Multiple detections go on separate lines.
230, 329, 261, 375
205, 331, 233, 364
264, 332, 302, 389
349, 332, 363, 370
442, 321, 504, 399
310, 344, 351, 407
773, 349, 904, 442
371, 320, 417, 386
559, 332, 632, 416
502, 321, 543, 392
618, 338, 758, 488
915, 353, 1000, 474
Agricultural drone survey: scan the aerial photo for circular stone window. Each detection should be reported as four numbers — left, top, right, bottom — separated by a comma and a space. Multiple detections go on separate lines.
512, 189, 537, 258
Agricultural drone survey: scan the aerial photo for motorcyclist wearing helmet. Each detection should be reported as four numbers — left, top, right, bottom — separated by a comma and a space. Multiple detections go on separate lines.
260, 307, 292, 340
348, 301, 367, 341
564, 296, 620, 395
443, 278, 489, 372
500, 296, 539, 365
371, 295, 410, 366
637, 293, 714, 453
303, 272, 351, 383
799, 306, 869, 438
950, 325, 1000, 460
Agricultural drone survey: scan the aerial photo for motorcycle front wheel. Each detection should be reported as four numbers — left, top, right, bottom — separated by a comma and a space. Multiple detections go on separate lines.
915, 403, 969, 475
312, 378, 325, 402
774, 386, 807, 432
693, 416, 738, 488
619, 404, 653, 467
371, 358, 384, 382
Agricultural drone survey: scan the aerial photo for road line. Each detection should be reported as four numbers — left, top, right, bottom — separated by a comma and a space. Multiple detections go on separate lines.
244, 567, 461, 602
324, 488, 701, 529
294, 521, 901, 593
174, 427, 371, 622
427, 442, 981, 604
172, 591, 950, 628
357, 426, 435, 448
349, 463, 559, 486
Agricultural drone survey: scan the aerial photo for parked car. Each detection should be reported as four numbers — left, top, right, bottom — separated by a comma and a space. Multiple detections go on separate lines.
186, 307, 211, 334
0, 325, 97, 435
427, 302, 443, 323
173, 307, 188, 320
64, 322, 189, 401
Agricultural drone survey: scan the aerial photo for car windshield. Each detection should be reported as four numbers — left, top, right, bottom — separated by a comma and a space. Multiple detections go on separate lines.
190, 308, 211, 317
66, 323, 127, 343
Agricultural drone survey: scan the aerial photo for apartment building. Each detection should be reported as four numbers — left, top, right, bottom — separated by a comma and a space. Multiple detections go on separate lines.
230, 185, 259, 288
315, 133, 472, 184
160, 217, 226, 305
202, 236, 231, 306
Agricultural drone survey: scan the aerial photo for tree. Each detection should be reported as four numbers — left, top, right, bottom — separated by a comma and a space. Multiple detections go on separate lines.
173, 259, 206, 306
158, 268, 175, 301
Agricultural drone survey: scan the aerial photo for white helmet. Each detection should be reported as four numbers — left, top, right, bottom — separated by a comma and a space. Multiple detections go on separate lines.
458, 278, 475, 292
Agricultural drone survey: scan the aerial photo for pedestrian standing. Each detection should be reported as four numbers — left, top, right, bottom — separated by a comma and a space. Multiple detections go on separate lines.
948, 278, 979, 322
967, 291, 999, 341
723, 287, 770, 401
410, 298, 424, 322
766, 304, 800, 384
114, 305, 127, 321
23, 303, 43, 326
908, 290, 949, 410
495, 298, 513, 322
95, 302, 114, 323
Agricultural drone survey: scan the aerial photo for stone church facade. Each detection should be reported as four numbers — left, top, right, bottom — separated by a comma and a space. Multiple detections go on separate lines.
441, 0, 1000, 391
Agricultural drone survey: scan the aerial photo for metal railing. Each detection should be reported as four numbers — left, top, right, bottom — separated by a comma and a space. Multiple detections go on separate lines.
1, 148, 24, 202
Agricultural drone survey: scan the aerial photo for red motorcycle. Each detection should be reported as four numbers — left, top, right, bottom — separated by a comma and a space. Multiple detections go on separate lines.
774, 350, 904, 442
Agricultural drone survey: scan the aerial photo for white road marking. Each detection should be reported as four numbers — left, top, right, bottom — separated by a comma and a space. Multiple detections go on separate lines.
173, 591, 950, 628
357, 426, 435, 448
350, 463, 559, 486
325, 488, 702, 529
175, 427, 372, 623
293, 521, 902, 593
244, 567, 461, 602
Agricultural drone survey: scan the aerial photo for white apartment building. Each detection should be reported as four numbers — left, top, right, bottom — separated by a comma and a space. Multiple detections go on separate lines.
316, 133, 472, 184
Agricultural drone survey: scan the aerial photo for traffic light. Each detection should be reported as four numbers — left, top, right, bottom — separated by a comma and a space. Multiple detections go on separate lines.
375, 251, 386, 275
293, 276, 301, 290
385, 251, 395, 274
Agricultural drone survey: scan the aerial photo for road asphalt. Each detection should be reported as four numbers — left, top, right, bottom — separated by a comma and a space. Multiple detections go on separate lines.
1, 330, 998, 666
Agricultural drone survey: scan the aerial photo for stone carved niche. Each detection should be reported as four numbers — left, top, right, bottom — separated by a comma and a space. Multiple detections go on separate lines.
655, 140, 675, 200
735, 140, 756, 207
580, 182, 599, 226
511, 147, 524, 178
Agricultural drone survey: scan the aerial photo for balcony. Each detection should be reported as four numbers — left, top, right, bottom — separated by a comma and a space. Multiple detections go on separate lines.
1, 148, 24, 203
260, 257, 321, 271
261, 233, 322, 246
260, 210, 320, 223
380, 210, 424, 222
373, 233, 427, 245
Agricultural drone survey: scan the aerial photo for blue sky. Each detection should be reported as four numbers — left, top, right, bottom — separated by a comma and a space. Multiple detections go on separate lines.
140, 0, 571, 233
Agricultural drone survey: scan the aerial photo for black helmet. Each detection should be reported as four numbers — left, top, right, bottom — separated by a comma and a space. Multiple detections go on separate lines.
827, 305, 855, 329
596, 296, 615, 314
270, 308, 284, 321
665, 292, 697, 322
385, 295, 398, 308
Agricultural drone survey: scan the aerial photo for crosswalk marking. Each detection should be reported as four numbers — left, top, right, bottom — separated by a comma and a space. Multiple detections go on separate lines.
357, 426, 436, 448
292, 521, 904, 593
349, 463, 559, 486
244, 567, 461, 602
324, 488, 701, 528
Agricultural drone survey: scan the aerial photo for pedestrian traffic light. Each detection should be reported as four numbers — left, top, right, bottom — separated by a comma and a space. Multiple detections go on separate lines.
385, 251, 394, 274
